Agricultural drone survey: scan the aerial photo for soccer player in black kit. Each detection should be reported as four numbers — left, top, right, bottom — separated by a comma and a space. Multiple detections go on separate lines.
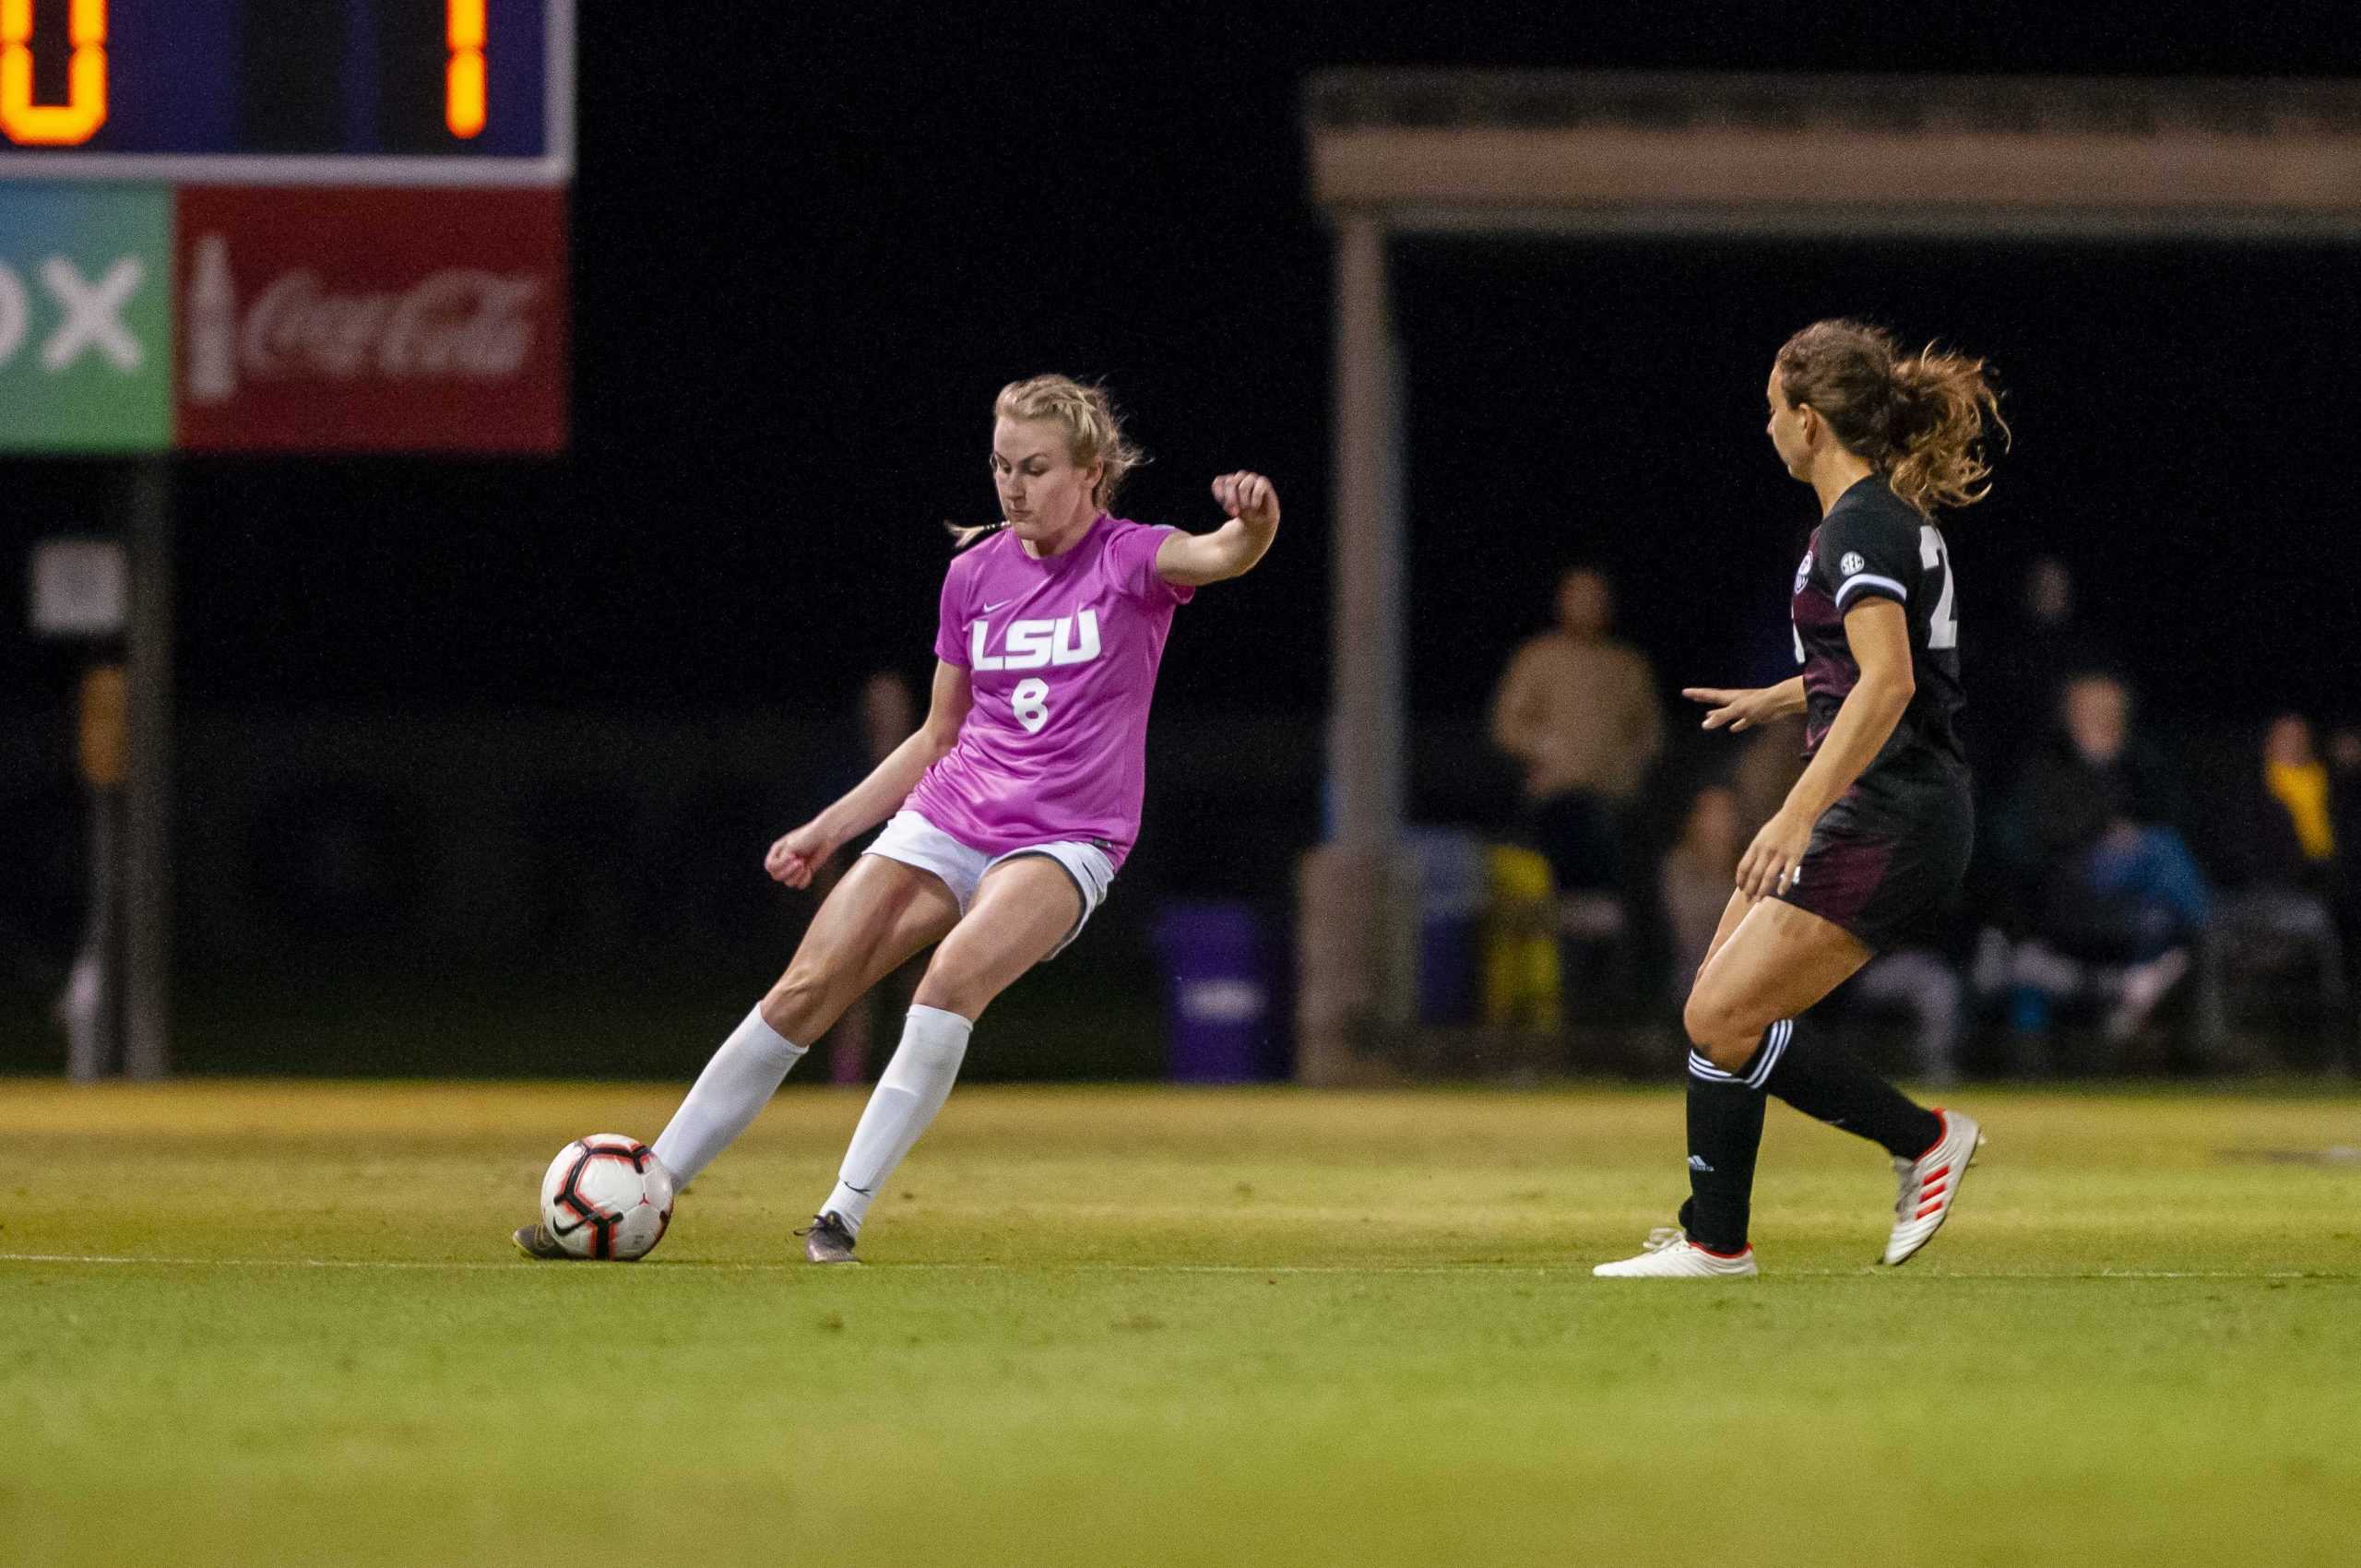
1597, 320, 2007, 1277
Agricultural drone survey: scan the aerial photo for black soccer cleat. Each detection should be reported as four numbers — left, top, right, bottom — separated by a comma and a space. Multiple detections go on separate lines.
512, 1222, 575, 1260
798, 1211, 859, 1265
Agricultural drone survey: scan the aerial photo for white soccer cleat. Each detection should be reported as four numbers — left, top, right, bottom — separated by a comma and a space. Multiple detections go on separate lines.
1882, 1108, 1983, 1267
1593, 1227, 1759, 1278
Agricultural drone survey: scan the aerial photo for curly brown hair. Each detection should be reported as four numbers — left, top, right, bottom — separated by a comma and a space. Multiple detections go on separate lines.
1775, 320, 2009, 515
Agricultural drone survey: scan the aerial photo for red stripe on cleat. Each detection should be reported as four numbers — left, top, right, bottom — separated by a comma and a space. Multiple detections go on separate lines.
1916, 1200, 1946, 1218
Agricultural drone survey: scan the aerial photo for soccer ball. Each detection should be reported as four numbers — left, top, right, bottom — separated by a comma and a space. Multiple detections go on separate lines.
539, 1134, 675, 1261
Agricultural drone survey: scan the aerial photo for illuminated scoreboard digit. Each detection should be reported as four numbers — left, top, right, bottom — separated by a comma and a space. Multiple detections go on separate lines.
0, 0, 570, 184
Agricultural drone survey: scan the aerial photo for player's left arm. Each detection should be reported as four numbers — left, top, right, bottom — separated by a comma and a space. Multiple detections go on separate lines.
1156, 471, 1281, 588
1736, 598, 1916, 901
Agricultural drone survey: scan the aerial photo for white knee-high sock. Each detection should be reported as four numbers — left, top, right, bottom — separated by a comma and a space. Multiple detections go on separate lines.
823, 1004, 971, 1234
651, 1005, 806, 1186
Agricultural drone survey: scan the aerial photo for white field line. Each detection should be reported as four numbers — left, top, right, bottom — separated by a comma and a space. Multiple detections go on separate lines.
0, 1252, 2347, 1282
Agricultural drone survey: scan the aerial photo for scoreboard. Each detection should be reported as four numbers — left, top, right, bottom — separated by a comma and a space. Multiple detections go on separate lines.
0, 0, 569, 184
0, 0, 572, 452
5, 3, 574, 1087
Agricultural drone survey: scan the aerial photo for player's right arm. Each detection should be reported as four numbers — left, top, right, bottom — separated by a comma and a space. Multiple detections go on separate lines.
1156, 472, 1282, 587
765, 660, 974, 888
1683, 676, 1805, 732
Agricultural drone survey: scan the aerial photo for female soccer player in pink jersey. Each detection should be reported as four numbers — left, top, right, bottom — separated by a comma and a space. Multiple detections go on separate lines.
514, 375, 1279, 1263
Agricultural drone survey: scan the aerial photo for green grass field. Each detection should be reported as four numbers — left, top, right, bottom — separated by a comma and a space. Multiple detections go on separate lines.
4, 1081, 2357, 1567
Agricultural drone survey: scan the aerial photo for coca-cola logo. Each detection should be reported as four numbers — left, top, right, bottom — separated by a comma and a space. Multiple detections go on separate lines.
233, 269, 540, 383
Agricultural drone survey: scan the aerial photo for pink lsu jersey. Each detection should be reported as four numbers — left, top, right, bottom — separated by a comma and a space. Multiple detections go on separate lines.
903, 514, 1194, 870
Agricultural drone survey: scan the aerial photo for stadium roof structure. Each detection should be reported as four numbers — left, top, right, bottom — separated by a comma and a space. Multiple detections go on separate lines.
1294, 71, 2361, 1075
1306, 72, 2361, 240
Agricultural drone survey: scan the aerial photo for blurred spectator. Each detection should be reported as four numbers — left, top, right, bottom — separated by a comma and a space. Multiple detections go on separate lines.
1728, 719, 1807, 841
2209, 714, 2349, 1046
1992, 671, 2210, 1041
1488, 567, 1663, 898
1845, 946, 1968, 1087
2332, 728, 2361, 974
2223, 714, 2341, 893
1659, 782, 1742, 986
814, 670, 922, 1083
1489, 569, 1664, 1015
1643, 722, 1803, 1026
1975, 556, 2121, 785
2330, 728, 2361, 842
856, 670, 916, 782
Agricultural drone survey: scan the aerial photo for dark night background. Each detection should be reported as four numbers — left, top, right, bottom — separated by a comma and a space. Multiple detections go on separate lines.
5, 5, 2359, 1074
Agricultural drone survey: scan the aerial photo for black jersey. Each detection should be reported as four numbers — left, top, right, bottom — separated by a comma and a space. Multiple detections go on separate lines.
1790, 475, 1968, 824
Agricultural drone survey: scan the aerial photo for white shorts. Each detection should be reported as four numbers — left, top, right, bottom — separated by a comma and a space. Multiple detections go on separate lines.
862, 810, 1117, 959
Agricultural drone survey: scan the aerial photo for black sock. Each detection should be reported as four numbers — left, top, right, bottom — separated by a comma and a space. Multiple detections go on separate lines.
1683, 1058, 1767, 1254
1756, 1017, 1942, 1159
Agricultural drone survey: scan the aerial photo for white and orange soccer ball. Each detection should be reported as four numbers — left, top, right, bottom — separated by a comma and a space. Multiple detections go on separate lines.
538, 1135, 675, 1261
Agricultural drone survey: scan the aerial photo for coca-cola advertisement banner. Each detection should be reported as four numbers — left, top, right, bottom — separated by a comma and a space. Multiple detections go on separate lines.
173, 187, 566, 454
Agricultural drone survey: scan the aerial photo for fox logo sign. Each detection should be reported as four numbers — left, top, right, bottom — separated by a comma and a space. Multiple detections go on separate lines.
969, 611, 1101, 672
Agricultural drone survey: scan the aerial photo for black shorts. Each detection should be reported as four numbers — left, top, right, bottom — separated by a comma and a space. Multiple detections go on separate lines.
1772, 775, 1974, 953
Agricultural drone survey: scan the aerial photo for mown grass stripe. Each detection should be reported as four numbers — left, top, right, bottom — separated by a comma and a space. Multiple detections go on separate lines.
1, 1251, 2343, 1281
